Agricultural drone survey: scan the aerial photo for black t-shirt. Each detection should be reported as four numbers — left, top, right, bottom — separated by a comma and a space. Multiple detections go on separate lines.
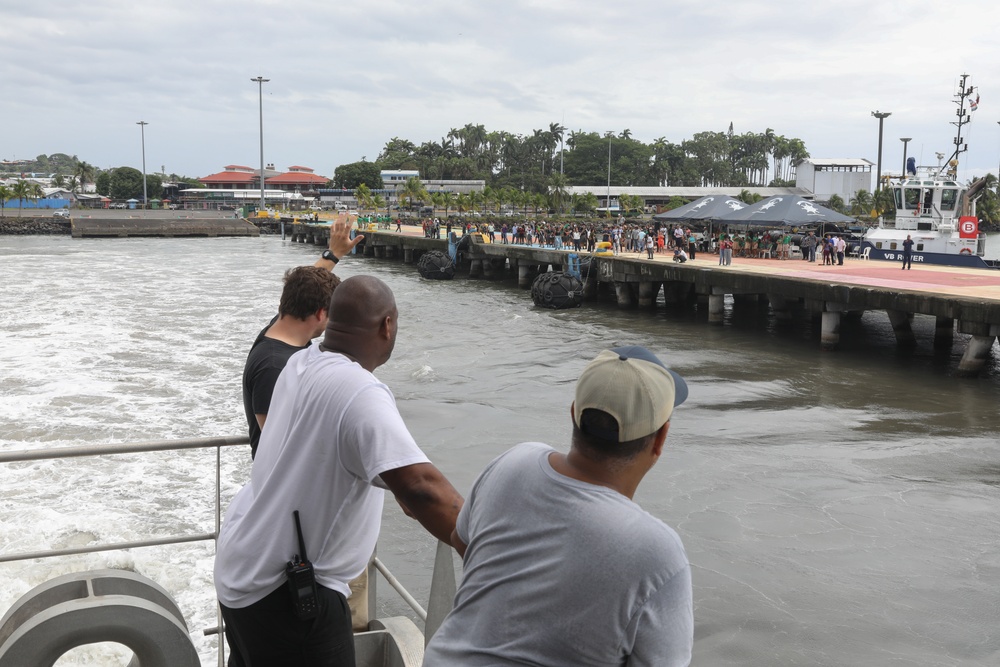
241, 316, 308, 459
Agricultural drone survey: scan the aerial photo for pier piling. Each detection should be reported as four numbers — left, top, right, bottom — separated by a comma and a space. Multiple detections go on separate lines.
886, 309, 917, 348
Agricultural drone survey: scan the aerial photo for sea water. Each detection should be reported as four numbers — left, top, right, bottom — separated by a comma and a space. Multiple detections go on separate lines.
1, 235, 999, 666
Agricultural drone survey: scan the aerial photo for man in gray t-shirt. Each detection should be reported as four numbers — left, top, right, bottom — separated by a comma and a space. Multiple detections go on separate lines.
424, 346, 693, 666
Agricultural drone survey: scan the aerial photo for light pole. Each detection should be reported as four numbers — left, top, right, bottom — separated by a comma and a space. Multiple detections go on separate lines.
872, 111, 891, 193
996, 121, 1000, 195
900, 137, 911, 179
136, 121, 148, 210
607, 132, 612, 217
251, 76, 269, 219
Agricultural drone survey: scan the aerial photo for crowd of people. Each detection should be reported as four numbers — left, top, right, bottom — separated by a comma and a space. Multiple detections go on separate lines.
419, 216, 859, 268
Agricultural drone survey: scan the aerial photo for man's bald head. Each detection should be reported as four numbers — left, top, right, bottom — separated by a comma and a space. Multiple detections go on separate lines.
321, 275, 398, 370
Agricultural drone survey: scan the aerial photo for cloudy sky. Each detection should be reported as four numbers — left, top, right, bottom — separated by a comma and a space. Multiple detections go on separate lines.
2, 0, 1000, 185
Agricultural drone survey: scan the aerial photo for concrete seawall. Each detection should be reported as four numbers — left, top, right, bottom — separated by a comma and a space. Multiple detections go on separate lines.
71, 218, 259, 238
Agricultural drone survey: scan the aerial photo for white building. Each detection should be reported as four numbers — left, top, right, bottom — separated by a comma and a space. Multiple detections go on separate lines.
795, 158, 874, 203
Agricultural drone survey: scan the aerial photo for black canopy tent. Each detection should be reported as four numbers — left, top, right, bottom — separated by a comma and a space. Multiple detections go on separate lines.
652, 195, 749, 222
715, 195, 855, 227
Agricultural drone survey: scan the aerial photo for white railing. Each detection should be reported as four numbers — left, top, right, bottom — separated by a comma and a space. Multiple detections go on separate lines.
0, 436, 456, 665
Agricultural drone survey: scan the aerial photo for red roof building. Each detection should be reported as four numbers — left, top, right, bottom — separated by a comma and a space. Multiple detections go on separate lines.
198, 165, 258, 189
266, 166, 329, 193
197, 164, 329, 192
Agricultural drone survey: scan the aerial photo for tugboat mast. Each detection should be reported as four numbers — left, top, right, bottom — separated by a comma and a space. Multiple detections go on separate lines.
938, 73, 972, 177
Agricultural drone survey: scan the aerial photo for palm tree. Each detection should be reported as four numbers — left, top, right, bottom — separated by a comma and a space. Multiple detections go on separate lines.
398, 176, 428, 210
355, 183, 374, 212
67, 176, 79, 193
11, 180, 40, 217
0, 183, 11, 218
873, 188, 895, 218
52, 174, 66, 189
438, 191, 456, 218
548, 172, 570, 214
849, 190, 875, 218
827, 194, 846, 213
74, 162, 95, 192
468, 190, 484, 215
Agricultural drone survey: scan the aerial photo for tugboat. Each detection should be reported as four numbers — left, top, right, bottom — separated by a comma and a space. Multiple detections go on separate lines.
862, 74, 995, 268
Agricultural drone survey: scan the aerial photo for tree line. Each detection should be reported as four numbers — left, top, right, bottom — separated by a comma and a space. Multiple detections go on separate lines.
334, 123, 811, 196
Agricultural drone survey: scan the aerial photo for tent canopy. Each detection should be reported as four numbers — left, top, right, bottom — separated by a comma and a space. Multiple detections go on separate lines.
653, 195, 748, 222
716, 195, 855, 226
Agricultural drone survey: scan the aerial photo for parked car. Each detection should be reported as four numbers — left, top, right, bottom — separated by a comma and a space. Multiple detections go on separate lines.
53, 209, 70, 218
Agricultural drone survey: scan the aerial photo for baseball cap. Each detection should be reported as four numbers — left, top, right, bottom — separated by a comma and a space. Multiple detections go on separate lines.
574, 346, 688, 442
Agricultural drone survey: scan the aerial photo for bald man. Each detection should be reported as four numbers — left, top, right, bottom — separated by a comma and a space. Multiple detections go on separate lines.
216, 276, 464, 667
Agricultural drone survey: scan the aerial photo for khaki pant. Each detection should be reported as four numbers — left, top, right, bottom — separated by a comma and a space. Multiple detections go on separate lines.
348, 569, 369, 632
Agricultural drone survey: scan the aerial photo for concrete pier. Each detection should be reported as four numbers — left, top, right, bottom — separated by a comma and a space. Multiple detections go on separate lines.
821, 306, 845, 351
934, 316, 955, 351
886, 309, 917, 348
614, 282, 635, 308
708, 292, 725, 324
306, 225, 1000, 379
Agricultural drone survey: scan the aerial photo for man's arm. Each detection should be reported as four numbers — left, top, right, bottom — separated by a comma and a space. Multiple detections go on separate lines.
314, 215, 365, 270
380, 463, 463, 550
449, 528, 467, 558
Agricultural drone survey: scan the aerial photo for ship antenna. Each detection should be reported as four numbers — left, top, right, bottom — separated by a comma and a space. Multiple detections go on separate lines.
938, 73, 971, 177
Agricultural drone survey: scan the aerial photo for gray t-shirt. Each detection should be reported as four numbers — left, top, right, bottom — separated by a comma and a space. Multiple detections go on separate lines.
423, 442, 692, 666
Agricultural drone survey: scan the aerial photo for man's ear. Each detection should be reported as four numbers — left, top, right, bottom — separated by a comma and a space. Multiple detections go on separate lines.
650, 421, 669, 458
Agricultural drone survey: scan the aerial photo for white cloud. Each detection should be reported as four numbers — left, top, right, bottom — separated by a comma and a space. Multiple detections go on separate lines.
2, 0, 1000, 182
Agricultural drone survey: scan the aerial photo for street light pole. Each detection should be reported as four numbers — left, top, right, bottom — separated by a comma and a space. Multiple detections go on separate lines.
136, 121, 148, 210
996, 121, 1000, 195
251, 76, 270, 223
872, 111, 891, 194
607, 132, 612, 217
900, 137, 912, 180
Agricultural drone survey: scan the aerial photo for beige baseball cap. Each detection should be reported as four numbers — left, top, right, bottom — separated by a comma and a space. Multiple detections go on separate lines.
574, 346, 688, 442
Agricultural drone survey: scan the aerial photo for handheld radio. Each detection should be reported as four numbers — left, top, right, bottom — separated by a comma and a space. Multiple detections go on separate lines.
285, 510, 319, 620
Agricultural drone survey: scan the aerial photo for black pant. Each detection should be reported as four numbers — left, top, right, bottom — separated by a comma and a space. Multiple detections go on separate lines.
221, 583, 355, 667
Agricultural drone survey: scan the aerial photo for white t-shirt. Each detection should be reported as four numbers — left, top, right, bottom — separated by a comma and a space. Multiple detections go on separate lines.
215, 346, 429, 608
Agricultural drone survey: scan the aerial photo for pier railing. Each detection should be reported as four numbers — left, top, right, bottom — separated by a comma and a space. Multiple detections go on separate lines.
0, 436, 455, 666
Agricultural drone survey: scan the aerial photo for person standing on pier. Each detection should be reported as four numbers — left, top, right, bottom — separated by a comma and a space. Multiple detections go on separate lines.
801, 231, 817, 262
423, 346, 693, 667
835, 235, 847, 266
902, 234, 914, 270
720, 235, 733, 266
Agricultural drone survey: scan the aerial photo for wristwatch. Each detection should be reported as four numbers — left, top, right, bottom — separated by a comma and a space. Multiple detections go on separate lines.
321, 250, 340, 264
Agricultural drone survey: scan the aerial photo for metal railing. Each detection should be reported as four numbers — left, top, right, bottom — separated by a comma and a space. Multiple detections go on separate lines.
0, 435, 453, 664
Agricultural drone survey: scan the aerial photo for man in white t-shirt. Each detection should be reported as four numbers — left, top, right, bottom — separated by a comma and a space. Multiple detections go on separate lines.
424, 346, 693, 666
216, 275, 464, 667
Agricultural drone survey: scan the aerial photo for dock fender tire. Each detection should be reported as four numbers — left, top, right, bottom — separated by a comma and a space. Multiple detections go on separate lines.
531, 271, 583, 309
417, 250, 455, 280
